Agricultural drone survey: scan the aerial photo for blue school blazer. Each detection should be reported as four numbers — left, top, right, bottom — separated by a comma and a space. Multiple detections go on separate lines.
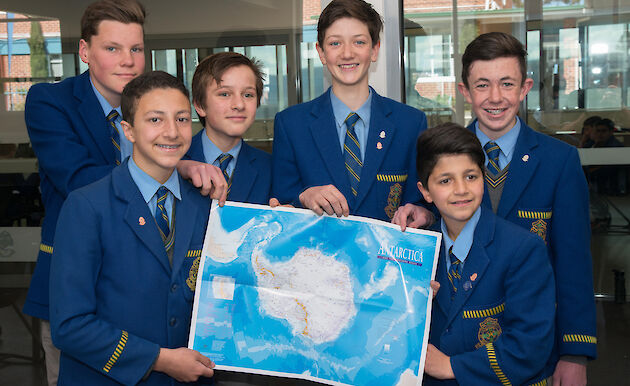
24, 71, 117, 320
427, 206, 555, 385
469, 118, 597, 376
185, 131, 271, 205
271, 87, 427, 222
49, 160, 210, 385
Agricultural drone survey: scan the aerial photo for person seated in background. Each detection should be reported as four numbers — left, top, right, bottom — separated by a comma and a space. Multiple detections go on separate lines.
579, 115, 602, 148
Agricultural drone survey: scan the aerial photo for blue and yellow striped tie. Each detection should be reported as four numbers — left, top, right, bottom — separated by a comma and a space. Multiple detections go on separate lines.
155, 186, 173, 250
343, 112, 362, 196
216, 153, 233, 196
484, 141, 501, 175
447, 247, 461, 299
108, 110, 121, 165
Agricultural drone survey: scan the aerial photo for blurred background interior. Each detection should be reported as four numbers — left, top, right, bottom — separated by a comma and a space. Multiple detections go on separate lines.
0, 0, 628, 384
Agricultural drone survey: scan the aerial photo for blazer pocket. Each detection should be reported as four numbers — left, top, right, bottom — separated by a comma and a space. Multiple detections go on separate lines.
462, 300, 505, 350
517, 208, 553, 243
376, 172, 408, 220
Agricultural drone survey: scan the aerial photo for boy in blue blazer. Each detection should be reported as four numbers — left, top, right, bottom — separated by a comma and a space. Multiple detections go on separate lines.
417, 123, 555, 385
186, 51, 271, 205
457, 32, 596, 384
49, 71, 216, 385
24, 1, 146, 382
271, 0, 432, 224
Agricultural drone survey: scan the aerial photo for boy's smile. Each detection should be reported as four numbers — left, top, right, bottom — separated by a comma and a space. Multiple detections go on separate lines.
418, 154, 484, 240
316, 17, 380, 90
79, 20, 145, 108
457, 57, 533, 140
195, 65, 258, 152
122, 88, 192, 184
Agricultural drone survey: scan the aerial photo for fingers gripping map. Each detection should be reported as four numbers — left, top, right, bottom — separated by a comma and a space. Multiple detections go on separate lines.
189, 201, 441, 386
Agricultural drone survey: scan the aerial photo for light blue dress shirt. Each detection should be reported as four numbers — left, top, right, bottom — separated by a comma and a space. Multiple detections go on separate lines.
90, 77, 133, 161
128, 157, 181, 222
475, 118, 521, 170
441, 206, 481, 272
200, 129, 242, 178
330, 87, 372, 161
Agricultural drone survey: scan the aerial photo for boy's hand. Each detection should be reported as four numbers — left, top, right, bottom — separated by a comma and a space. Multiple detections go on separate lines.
269, 198, 294, 208
392, 203, 434, 231
154, 347, 215, 382
176, 160, 228, 205
552, 360, 587, 386
299, 185, 349, 217
430, 280, 440, 298
424, 344, 455, 380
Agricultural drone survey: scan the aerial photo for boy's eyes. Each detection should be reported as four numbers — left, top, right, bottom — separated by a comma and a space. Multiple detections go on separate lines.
131, 47, 144, 53
244, 92, 255, 98
328, 41, 340, 47
106, 47, 116, 52
438, 178, 451, 184
149, 117, 161, 123
355, 40, 366, 45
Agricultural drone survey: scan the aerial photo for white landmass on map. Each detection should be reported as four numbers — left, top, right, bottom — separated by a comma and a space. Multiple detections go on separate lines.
359, 263, 399, 300
212, 275, 236, 300
252, 246, 357, 344
396, 369, 419, 386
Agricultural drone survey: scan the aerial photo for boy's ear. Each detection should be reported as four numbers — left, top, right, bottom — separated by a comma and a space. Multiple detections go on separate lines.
78, 39, 89, 64
417, 181, 433, 204
315, 42, 327, 65
519, 77, 534, 101
121, 120, 135, 143
193, 101, 207, 119
457, 82, 472, 104
370, 41, 381, 62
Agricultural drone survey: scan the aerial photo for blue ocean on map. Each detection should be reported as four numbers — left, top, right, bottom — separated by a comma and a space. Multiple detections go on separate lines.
189, 202, 440, 386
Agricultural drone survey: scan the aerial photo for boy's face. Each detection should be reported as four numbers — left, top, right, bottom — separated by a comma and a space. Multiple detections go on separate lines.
457, 57, 533, 140
194, 65, 258, 151
316, 17, 380, 90
418, 154, 484, 239
79, 20, 145, 107
122, 88, 192, 184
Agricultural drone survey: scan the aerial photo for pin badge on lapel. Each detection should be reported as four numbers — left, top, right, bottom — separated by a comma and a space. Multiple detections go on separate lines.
463, 281, 473, 291
522, 154, 529, 162
379, 130, 386, 139
470, 273, 477, 281
139, 217, 146, 226
377, 142, 383, 150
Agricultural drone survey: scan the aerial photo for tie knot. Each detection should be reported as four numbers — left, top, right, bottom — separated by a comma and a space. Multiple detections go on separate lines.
157, 186, 169, 201
216, 153, 233, 173
345, 112, 359, 129
107, 109, 119, 123
484, 141, 501, 160
449, 247, 460, 266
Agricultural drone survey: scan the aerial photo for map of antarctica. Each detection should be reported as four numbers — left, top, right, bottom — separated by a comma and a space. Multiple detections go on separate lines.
189, 201, 440, 386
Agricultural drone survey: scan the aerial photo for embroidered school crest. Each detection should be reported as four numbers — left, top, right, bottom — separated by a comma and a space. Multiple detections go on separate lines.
384, 183, 403, 219
475, 317, 502, 349
530, 219, 548, 243
186, 256, 201, 291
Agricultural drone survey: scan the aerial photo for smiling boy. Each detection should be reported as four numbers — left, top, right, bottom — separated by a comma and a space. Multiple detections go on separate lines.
271, 0, 431, 224
49, 71, 215, 385
185, 52, 271, 204
417, 123, 555, 385
458, 32, 596, 384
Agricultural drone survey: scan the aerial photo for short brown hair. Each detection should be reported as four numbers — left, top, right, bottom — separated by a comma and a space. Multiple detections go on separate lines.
192, 52, 265, 127
121, 71, 189, 125
461, 32, 527, 88
317, 0, 383, 48
81, 0, 146, 42
416, 122, 485, 188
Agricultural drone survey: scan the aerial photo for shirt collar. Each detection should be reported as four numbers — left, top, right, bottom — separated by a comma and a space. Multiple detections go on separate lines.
330, 87, 372, 129
89, 75, 122, 119
200, 129, 242, 166
128, 157, 181, 203
475, 117, 521, 161
440, 206, 482, 263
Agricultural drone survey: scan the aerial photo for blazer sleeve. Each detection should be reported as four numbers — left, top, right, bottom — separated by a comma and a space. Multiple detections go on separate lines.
450, 236, 556, 385
25, 84, 114, 198
551, 147, 597, 358
271, 111, 303, 207
49, 191, 159, 385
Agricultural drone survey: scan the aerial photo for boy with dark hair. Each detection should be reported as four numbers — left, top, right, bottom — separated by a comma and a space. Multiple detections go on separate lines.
50, 71, 215, 385
186, 51, 271, 205
417, 123, 555, 385
458, 32, 596, 384
24, 1, 146, 383
271, 0, 432, 225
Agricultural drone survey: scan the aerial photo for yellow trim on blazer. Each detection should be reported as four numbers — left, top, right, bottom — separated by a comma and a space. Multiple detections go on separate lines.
186, 249, 202, 258
40, 243, 53, 254
487, 343, 511, 385
563, 334, 597, 344
463, 303, 505, 319
376, 174, 407, 183
517, 210, 552, 220
102, 330, 128, 373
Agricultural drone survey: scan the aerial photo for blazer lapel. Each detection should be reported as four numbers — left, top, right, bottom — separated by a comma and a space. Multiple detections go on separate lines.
355, 92, 394, 209
114, 163, 172, 275
497, 120, 540, 217
75, 71, 113, 163
435, 246, 452, 317
171, 178, 197, 278
187, 131, 206, 162
230, 143, 257, 202
309, 90, 352, 197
